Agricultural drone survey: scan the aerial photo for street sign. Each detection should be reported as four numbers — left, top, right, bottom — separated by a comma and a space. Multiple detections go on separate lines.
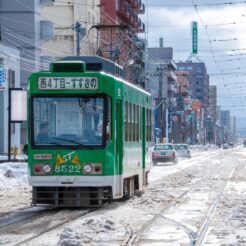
0, 65, 7, 91
192, 21, 198, 54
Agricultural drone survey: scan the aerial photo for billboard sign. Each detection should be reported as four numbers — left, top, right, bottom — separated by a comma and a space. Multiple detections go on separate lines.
192, 21, 198, 54
0, 65, 7, 91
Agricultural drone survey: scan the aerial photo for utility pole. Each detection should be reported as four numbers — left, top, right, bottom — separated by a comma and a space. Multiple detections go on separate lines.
87, 24, 128, 61
75, 22, 86, 56
155, 64, 167, 142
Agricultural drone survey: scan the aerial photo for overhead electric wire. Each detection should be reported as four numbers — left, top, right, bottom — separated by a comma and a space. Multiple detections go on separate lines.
52, 0, 101, 7
190, 0, 239, 112
148, 1, 246, 7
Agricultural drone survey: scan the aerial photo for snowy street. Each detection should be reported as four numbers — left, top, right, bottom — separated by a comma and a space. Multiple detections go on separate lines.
0, 146, 246, 245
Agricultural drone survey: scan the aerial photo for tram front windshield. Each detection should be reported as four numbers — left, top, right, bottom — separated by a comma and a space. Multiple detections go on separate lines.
32, 96, 108, 147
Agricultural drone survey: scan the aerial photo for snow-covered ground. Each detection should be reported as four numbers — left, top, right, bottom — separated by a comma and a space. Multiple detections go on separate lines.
0, 162, 31, 214
0, 146, 246, 245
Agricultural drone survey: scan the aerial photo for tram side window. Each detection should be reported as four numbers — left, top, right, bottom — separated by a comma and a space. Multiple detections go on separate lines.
136, 105, 139, 141
129, 103, 132, 142
124, 102, 128, 142
124, 102, 140, 142
132, 104, 135, 141
146, 109, 151, 142
106, 97, 111, 142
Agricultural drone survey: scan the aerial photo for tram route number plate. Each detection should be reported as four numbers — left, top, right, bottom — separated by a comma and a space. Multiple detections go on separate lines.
38, 77, 98, 90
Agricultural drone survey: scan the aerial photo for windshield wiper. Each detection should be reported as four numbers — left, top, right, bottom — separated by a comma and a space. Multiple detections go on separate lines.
51, 137, 95, 150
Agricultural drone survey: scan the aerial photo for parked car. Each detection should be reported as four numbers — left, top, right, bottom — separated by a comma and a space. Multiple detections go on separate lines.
223, 143, 229, 149
174, 144, 191, 158
152, 143, 178, 165
228, 142, 234, 148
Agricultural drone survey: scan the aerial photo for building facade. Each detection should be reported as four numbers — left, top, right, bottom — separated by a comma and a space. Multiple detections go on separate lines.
176, 71, 192, 143
0, 0, 43, 145
100, 0, 146, 86
230, 116, 236, 142
0, 44, 21, 154
220, 110, 230, 130
176, 61, 209, 109
147, 47, 178, 142
208, 85, 217, 121
41, 0, 100, 59
207, 85, 217, 143
0, 0, 42, 87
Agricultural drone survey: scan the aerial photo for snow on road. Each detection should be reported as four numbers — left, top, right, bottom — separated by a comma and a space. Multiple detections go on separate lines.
0, 146, 246, 245
0, 162, 31, 214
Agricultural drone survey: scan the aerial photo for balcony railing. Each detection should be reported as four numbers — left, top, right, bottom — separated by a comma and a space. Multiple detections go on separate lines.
137, 22, 145, 33
117, 0, 145, 32
139, 1, 145, 14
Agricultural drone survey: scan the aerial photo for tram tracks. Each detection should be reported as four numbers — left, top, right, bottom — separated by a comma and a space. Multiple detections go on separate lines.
122, 153, 237, 246
123, 188, 191, 246
0, 206, 96, 246
0, 207, 52, 229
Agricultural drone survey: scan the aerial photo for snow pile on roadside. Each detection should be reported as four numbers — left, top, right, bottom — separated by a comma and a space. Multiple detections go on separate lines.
0, 162, 27, 184
57, 227, 91, 246
0, 162, 30, 214
0, 155, 8, 161
83, 217, 116, 231
57, 217, 120, 246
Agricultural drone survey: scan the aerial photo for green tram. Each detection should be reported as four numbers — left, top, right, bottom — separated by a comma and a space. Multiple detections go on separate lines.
28, 56, 152, 207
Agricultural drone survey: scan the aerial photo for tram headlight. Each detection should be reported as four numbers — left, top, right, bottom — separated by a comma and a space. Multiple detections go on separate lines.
83, 164, 93, 174
43, 164, 52, 174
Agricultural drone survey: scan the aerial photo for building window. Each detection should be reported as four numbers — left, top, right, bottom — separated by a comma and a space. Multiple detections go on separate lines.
88, 12, 90, 23
11, 123, 15, 134
196, 67, 202, 72
186, 66, 193, 71
8, 70, 15, 88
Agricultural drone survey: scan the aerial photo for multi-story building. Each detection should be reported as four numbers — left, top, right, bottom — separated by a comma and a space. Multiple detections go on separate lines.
208, 85, 217, 122
0, 44, 21, 154
220, 110, 230, 130
176, 61, 209, 109
230, 116, 236, 141
100, 0, 146, 86
147, 47, 178, 141
41, 0, 100, 58
207, 85, 217, 143
0, 0, 44, 145
176, 71, 191, 143
176, 61, 210, 143
0, 0, 42, 87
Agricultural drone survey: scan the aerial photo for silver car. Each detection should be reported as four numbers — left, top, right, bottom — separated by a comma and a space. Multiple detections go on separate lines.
174, 144, 191, 158
152, 143, 178, 165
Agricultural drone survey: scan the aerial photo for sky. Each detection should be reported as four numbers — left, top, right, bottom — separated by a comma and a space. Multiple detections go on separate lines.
141, 0, 246, 134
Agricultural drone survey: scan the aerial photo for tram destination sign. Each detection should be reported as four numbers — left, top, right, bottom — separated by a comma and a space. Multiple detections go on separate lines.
38, 77, 98, 90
